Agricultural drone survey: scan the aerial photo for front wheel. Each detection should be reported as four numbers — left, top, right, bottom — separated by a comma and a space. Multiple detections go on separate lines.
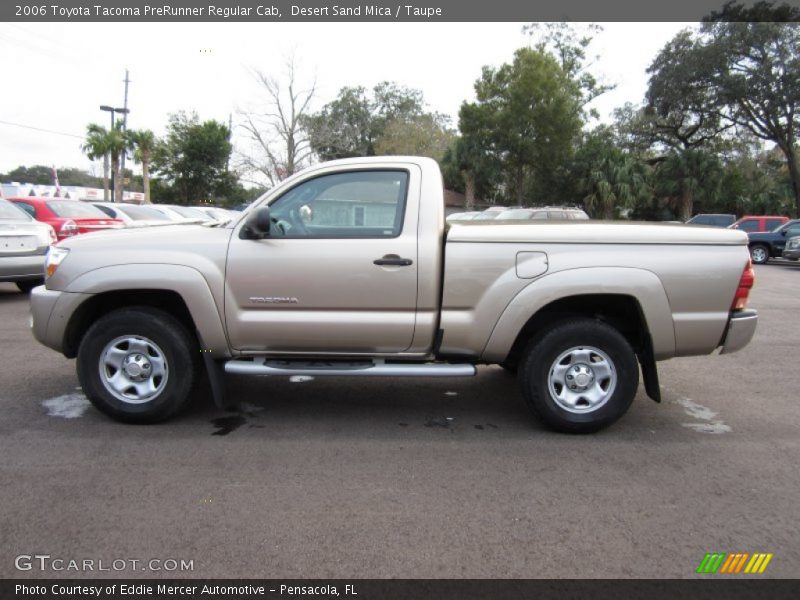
519, 319, 639, 433
77, 308, 198, 423
750, 245, 769, 265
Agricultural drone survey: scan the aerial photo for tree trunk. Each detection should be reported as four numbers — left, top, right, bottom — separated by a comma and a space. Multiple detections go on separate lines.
112, 155, 122, 203
463, 171, 476, 210
142, 158, 151, 204
781, 143, 800, 218
679, 186, 693, 221
102, 154, 110, 202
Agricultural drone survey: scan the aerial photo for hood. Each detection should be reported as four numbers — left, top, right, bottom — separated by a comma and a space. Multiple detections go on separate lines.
48, 224, 234, 291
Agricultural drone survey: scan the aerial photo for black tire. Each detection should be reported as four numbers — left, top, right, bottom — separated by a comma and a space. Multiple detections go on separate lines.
16, 279, 42, 293
750, 244, 770, 265
77, 307, 198, 423
519, 319, 639, 433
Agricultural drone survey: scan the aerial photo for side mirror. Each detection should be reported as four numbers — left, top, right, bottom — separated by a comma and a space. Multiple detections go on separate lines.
240, 206, 271, 239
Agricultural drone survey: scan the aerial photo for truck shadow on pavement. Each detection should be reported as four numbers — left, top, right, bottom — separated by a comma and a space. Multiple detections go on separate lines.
196, 367, 540, 438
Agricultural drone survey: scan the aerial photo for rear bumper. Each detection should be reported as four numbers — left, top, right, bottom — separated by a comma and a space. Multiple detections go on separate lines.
720, 310, 758, 355
0, 253, 46, 281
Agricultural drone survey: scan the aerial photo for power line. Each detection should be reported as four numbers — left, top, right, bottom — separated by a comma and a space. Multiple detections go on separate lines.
0, 119, 84, 139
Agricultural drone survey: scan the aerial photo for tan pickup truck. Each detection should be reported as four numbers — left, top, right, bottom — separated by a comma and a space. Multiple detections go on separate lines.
30, 157, 757, 432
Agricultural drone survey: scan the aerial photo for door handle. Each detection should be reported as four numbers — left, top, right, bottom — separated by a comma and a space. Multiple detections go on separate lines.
374, 254, 413, 266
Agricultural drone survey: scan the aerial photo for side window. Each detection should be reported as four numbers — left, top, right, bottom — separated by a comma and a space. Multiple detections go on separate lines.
96, 205, 116, 218
531, 211, 548, 220
548, 210, 567, 220
766, 219, 784, 230
784, 226, 800, 238
268, 170, 409, 238
15, 202, 36, 218
737, 220, 759, 231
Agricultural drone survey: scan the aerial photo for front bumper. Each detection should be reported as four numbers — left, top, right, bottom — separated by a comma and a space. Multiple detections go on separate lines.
720, 309, 758, 355
30, 285, 92, 354
781, 248, 800, 260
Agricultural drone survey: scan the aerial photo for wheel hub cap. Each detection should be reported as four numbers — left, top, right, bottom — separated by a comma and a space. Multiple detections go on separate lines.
122, 353, 151, 380
548, 346, 617, 414
568, 364, 595, 389
98, 335, 168, 405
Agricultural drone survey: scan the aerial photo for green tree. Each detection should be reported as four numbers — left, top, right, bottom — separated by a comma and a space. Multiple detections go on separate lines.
655, 148, 723, 220
106, 123, 128, 203
373, 113, 454, 161
575, 127, 650, 219
82, 124, 113, 201
460, 48, 583, 205
524, 22, 613, 117
126, 129, 156, 203
151, 112, 233, 204
647, 13, 800, 215
304, 82, 430, 161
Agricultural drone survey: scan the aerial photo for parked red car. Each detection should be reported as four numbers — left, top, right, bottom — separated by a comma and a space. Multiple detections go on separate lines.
729, 215, 789, 233
7, 197, 124, 241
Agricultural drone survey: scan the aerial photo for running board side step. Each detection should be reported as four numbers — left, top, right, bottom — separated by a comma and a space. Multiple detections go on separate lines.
224, 358, 476, 378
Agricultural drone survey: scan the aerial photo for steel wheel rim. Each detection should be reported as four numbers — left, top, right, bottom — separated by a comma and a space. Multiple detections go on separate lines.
547, 346, 617, 414
752, 247, 767, 263
98, 335, 168, 404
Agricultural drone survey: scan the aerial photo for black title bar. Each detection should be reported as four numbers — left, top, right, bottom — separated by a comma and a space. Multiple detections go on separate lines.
4, 0, 800, 22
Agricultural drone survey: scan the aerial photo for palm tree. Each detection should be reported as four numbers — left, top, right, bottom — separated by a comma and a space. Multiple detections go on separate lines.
82, 124, 111, 201
582, 149, 650, 219
656, 148, 722, 220
106, 123, 127, 203
127, 129, 156, 204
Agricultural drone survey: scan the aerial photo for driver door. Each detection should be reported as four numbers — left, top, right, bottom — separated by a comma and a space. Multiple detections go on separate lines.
225, 166, 420, 354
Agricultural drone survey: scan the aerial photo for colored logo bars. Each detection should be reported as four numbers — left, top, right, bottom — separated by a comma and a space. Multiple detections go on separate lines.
696, 552, 773, 574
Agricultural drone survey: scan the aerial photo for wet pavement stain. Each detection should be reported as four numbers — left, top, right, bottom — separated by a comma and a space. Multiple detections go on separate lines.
211, 415, 247, 436
474, 424, 484, 430
398, 423, 409, 427
424, 417, 453, 429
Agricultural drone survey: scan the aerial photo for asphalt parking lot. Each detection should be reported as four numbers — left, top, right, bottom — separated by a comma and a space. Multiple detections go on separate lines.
0, 261, 798, 580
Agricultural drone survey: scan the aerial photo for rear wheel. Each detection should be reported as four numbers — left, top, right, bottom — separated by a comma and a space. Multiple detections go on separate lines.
519, 319, 639, 433
77, 307, 198, 423
750, 245, 769, 264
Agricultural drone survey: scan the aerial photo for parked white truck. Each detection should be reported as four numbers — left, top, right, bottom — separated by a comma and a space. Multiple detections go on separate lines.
30, 157, 757, 432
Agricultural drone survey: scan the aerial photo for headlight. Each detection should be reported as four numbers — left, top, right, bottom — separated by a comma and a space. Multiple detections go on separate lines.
788, 238, 800, 250
45, 247, 69, 278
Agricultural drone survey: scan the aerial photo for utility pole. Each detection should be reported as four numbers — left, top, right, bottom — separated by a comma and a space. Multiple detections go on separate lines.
120, 69, 131, 199
226, 113, 232, 171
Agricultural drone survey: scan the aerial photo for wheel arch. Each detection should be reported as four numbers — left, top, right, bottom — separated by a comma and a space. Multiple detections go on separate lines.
481, 267, 675, 365
60, 264, 229, 359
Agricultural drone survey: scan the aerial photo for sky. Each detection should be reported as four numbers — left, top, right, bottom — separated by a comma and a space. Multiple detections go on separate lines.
0, 21, 693, 181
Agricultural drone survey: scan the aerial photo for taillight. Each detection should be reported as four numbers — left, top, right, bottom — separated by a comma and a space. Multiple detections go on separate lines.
47, 225, 57, 244
731, 261, 755, 311
59, 220, 79, 237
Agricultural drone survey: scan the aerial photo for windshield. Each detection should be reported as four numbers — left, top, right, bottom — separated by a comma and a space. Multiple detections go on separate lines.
0, 199, 32, 221
118, 205, 171, 221
48, 201, 108, 219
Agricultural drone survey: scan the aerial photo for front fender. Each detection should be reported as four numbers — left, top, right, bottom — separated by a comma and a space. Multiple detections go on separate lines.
62, 264, 229, 358
480, 267, 676, 362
